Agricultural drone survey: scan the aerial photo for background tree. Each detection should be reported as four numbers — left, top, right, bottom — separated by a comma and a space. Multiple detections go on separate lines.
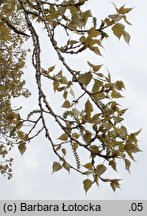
0, 0, 141, 192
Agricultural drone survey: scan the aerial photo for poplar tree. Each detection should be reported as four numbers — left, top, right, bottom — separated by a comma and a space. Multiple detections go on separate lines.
0, 0, 141, 192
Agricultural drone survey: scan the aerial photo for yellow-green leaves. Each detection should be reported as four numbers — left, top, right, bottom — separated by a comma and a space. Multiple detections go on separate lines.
125, 144, 141, 154
1, 0, 16, 16
83, 130, 92, 144
0, 3, 31, 178
92, 79, 103, 93
125, 159, 131, 173
90, 46, 101, 55
111, 89, 123, 98
87, 61, 102, 72
113, 3, 133, 17
63, 161, 70, 173
110, 4, 132, 43
72, 108, 80, 116
53, 81, 59, 92
48, 65, 55, 73
84, 10, 92, 20
73, 142, 78, 151
110, 179, 121, 192
18, 142, 26, 155
62, 100, 71, 108
83, 163, 93, 170
109, 160, 117, 171
62, 148, 66, 156
96, 164, 107, 176
88, 27, 101, 38
0, 0, 140, 194
93, 92, 105, 101
123, 31, 131, 44
0, 22, 11, 41
118, 126, 127, 139
52, 162, 62, 173
5, 112, 15, 123
89, 145, 99, 154
70, 9, 92, 29
85, 99, 93, 113
58, 133, 68, 141
83, 179, 93, 193
72, 133, 80, 139
118, 5, 133, 15
114, 81, 125, 91
112, 23, 125, 39
78, 72, 92, 86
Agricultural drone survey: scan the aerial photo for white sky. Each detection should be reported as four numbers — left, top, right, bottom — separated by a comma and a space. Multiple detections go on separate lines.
1, 0, 147, 200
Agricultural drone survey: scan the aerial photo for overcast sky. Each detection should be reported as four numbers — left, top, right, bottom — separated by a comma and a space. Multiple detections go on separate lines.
1, 0, 147, 200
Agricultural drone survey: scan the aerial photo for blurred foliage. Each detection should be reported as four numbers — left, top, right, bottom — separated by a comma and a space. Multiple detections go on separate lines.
0, 0, 30, 179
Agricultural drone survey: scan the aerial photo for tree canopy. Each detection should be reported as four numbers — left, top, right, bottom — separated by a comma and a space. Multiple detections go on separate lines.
0, 0, 141, 193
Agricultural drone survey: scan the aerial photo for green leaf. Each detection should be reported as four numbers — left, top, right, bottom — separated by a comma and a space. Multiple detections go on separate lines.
53, 81, 59, 92
61, 76, 68, 85
125, 144, 141, 153
48, 65, 55, 73
109, 160, 117, 171
119, 108, 128, 116
80, 36, 86, 43
91, 114, 100, 124
62, 148, 66, 156
83, 179, 93, 193
87, 61, 102, 72
125, 159, 131, 173
58, 87, 65, 92
88, 27, 101, 37
17, 131, 24, 139
110, 179, 121, 192
118, 5, 133, 14
123, 15, 132, 25
78, 72, 92, 86
112, 23, 125, 39
123, 31, 131, 44
58, 133, 68, 141
93, 92, 105, 100
83, 130, 92, 144
62, 100, 71, 108
117, 126, 127, 138
69, 40, 78, 45
92, 79, 103, 93
55, 145, 61, 151
73, 142, 78, 151
108, 13, 119, 21
72, 108, 80, 116
111, 89, 123, 98
70, 88, 75, 98
89, 145, 99, 154
5, 113, 15, 122
0, 22, 10, 41
85, 99, 93, 113
52, 162, 62, 173
83, 163, 93, 170
114, 80, 125, 91
90, 46, 101, 55
63, 91, 68, 99
96, 164, 107, 176
72, 133, 80, 139
63, 161, 70, 173
85, 10, 92, 18
96, 73, 104, 78
132, 129, 141, 136
18, 142, 26, 155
